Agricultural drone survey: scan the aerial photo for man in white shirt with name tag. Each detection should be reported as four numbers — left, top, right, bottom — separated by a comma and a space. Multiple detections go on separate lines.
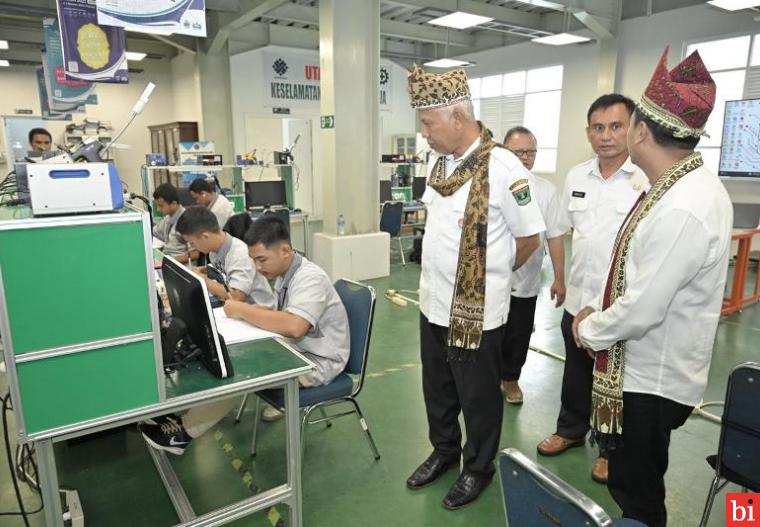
404, 64, 545, 510
500, 126, 568, 405
574, 48, 731, 527
537, 94, 649, 486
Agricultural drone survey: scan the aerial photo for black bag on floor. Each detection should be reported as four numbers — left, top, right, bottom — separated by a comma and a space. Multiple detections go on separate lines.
410, 227, 424, 264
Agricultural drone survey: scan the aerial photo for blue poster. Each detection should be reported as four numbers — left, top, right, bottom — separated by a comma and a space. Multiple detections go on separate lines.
57, 0, 128, 83
36, 68, 73, 120
42, 17, 98, 113
96, 0, 206, 37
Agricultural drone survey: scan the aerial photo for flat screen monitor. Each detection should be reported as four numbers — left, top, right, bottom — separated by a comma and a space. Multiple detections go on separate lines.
412, 177, 426, 200
719, 98, 760, 178
162, 255, 233, 378
177, 187, 195, 207
245, 181, 287, 209
379, 180, 392, 203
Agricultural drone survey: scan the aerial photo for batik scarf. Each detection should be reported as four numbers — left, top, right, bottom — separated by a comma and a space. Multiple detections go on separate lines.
591, 151, 703, 448
428, 125, 497, 356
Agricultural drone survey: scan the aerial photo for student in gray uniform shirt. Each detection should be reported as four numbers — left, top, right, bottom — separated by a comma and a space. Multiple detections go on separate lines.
152, 184, 191, 264
188, 177, 235, 230
174, 206, 274, 306
140, 215, 349, 454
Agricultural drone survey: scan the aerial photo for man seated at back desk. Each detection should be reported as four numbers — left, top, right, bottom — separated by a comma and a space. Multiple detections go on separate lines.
152, 183, 192, 264
189, 178, 235, 230
140, 216, 350, 453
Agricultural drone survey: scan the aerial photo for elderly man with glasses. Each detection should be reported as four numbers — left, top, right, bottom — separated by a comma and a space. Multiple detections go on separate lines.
500, 126, 568, 405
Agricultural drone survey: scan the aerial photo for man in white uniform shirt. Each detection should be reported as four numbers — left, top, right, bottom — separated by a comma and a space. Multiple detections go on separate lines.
500, 126, 568, 405
189, 178, 235, 230
537, 94, 648, 485
574, 48, 730, 527
404, 65, 545, 510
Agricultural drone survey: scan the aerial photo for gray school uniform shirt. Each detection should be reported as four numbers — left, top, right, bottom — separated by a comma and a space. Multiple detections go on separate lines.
153, 205, 189, 258
274, 255, 350, 386
209, 234, 275, 308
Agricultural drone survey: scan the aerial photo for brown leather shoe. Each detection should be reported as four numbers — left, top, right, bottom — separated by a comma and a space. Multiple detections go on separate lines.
501, 381, 523, 404
591, 456, 608, 483
536, 434, 585, 457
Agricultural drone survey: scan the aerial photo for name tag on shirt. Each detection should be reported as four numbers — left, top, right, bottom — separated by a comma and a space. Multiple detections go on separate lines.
572, 191, 586, 198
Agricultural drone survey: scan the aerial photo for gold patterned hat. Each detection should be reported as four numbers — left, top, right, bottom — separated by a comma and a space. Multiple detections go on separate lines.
407, 64, 471, 110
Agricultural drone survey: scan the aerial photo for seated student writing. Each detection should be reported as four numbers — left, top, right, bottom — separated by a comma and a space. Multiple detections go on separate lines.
140, 216, 349, 453
175, 206, 274, 306
152, 183, 192, 264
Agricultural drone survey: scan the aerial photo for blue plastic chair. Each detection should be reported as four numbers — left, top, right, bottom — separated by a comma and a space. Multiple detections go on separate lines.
499, 449, 646, 526
238, 279, 381, 461
379, 201, 406, 265
699, 362, 760, 526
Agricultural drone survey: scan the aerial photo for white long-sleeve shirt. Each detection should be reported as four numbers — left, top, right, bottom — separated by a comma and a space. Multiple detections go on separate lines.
420, 138, 546, 330
562, 157, 649, 316
578, 162, 732, 407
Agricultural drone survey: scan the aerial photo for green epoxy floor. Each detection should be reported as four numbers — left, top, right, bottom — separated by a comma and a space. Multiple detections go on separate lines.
2, 257, 758, 526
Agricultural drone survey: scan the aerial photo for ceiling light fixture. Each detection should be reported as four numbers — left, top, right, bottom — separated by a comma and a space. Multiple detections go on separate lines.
707, 0, 760, 10
125, 51, 147, 61
423, 58, 472, 68
0, 40, 8, 50
0, 60, 9, 67
532, 6, 591, 46
428, 11, 493, 30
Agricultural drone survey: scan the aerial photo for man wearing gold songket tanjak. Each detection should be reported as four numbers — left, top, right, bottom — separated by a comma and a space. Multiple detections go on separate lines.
573, 47, 732, 527
404, 64, 545, 510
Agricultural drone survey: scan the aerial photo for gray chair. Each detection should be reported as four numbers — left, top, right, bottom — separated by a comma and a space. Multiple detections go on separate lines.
379, 201, 406, 265
236, 279, 380, 461
699, 362, 760, 527
499, 448, 646, 526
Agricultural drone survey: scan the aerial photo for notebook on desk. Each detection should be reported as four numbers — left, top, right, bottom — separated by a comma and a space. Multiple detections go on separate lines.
213, 307, 279, 345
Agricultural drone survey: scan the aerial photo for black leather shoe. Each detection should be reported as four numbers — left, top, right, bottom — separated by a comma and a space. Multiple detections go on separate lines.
406, 453, 460, 489
442, 471, 493, 510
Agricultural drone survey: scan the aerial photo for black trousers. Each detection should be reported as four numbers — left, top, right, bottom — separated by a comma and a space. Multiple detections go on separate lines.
501, 295, 537, 381
608, 392, 693, 527
420, 314, 505, 477
556, 310, 600, 446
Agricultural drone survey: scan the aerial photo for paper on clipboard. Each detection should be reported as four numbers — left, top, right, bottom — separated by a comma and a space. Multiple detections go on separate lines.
213, 307, 279, 344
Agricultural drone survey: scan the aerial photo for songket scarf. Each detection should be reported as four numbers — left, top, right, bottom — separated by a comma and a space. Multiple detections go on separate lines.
590, 151, 703, 448
428, 126, 497, 357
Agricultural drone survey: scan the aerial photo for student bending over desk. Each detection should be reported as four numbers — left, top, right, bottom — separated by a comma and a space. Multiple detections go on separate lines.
176, 206, 274, 306
140, 216, 349, 453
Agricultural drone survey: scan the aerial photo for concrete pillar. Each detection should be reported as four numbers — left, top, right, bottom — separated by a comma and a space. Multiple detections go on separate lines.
313, 0, 389, 280
195, 41, 235, 163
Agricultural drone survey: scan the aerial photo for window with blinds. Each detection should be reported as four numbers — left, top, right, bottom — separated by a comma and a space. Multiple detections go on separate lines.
469, 65, 563, 174
686, 34, 760, 174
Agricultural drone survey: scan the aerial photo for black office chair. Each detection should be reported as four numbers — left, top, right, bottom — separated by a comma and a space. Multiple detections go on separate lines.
223, 212, 253, 241
379, 201, 405, 265
262, 208, 291, 234
699, 362, 760, 526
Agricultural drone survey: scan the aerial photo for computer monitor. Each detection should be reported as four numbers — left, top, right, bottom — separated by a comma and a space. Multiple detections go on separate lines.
412, 177, 427, 200
379, 180, 392, 203
245, 181, 287, 209
177, 187, 195, 207
719, 98, 760, 178
162, 255, 233, 378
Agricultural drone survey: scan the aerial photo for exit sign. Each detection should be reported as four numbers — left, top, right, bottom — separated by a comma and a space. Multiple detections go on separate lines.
320, 115, 335, 129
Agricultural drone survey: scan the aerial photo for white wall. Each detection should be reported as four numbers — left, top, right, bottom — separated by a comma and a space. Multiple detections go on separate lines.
0, 59, 195, 194
456, 3, 758, 199
229, 45, 416, 218
170, 52, 202, 124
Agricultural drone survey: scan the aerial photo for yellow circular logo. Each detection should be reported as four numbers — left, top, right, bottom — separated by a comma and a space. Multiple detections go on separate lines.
77, 23, 110, 70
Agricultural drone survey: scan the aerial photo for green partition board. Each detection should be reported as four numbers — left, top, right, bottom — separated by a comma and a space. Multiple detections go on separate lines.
166, 338, 310, 399
17, 340, 159, 434
229, 194, 245, 213
0, 220, 152, 354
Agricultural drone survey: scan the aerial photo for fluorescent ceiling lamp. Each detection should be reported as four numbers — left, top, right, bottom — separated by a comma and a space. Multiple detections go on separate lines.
532, 33, 591, 45
707, 0, 760, 10
0, 60, 9, 67
428, 11, 493, 29
424, 58, 472, 68
0, 40, 8, 50
125, 51, 147, 61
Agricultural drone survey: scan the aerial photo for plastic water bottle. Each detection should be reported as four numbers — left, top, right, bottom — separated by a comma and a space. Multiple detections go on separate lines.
11, 141, 25, 162
337, 213, 345, 236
